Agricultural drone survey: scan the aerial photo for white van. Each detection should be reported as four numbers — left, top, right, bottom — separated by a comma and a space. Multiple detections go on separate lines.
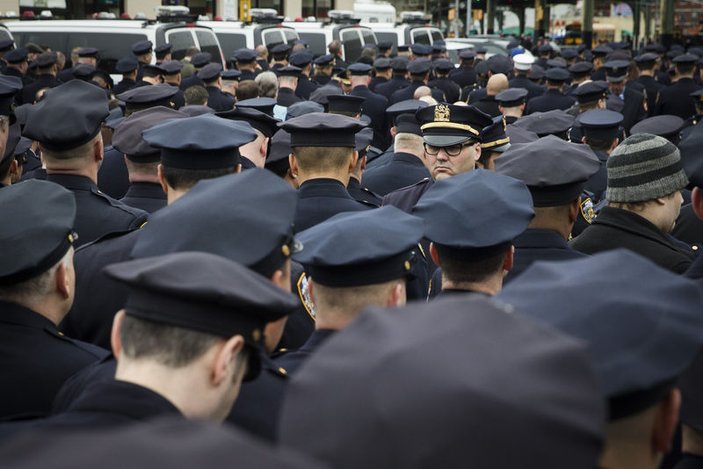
3, 16, 225, 74
361, 12, 444, 54
199, 18, 300, 59
284, 12, 377, 62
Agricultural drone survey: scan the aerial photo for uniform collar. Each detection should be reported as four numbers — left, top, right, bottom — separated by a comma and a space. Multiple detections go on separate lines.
514, 229, 571, 249
0, 300, 57, 330
46, 173, 97, 191
123, 182, 166, 200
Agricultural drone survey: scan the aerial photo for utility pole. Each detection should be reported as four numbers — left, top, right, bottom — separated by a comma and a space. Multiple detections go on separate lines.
659, 0, 674, 48
582, 0, 593, 48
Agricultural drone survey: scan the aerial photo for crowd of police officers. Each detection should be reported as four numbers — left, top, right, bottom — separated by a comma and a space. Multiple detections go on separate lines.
2, 30, 703, 469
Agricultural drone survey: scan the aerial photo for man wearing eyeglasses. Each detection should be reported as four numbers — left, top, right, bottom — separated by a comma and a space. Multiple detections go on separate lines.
382, 103, 494, 213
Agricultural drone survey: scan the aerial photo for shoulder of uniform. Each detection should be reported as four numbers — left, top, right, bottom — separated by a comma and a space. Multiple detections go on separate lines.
91, 187, 149, 219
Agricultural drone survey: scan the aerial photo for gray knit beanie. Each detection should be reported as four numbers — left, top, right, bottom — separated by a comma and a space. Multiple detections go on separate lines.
606, 133, 688, 203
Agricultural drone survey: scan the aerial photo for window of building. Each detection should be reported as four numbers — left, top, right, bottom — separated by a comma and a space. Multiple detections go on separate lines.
302, 0, 333, 19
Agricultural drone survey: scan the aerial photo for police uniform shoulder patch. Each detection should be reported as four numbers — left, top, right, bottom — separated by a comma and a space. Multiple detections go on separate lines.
580, 197, 595, 224
296, 271, 317, 321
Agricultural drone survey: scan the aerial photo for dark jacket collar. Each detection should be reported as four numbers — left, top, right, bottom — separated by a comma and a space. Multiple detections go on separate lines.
593, 206, 678, 247
393, 152, 425, 166
123, 182, 166, 200
299, 178, 353, 199
46, 174, 97, 191
514, 229, 571, 249
298, 329, 336, 355
67, 380, 183, 420
0, 301, 57, 330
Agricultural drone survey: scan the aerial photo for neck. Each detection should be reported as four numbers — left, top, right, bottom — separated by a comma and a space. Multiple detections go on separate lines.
46, 162, 99, 184
441, 274, 502, 296
599, 438, 658, 469
18, 296, 67, 326
528, 217, 572, 240
298, 170, 350, 186
639, 69, 654, 77
166, 186, 187, 205
129, 173, 161, 184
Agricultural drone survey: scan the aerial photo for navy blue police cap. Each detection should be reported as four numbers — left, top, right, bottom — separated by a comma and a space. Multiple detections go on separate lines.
511, 109, 574, 137
432, 42, 446, 53
0, 75, 22, 124
630, 115, 684, 142
373, 57, 391, 70
0, 39, 14, 52
197, 62, 223, 82
537, 43, 552, 54
278, 294, 606, 469
141, 113, 257, 169
347, 62, 372, 76
397, 44, 409, 52
545, 67, 570, 82
116, 55, 139, 74
266, 129, 292, 166
112, 106, 187, 162
191, 52, 212, 68
603, 60, 630, 82
154, 42, 172, 56
634, 52, 658, 66
232, 48, 257, 63
394, 113, 421, 135
480, 120, 511, 152
495, 135, 600, 206
487, 55, 512, 75
407, 59, 432, 75
130, 168, 298, 278
458, 49, 476, 60
314, 53, 334, 66
236, 97, 277, 117
505, 125, 539, 144
72, 64, 95, 80
386, 99, 427, 121
568, 61, 593, 75
0, 180, 77, 284
572, 80, 609, 104
289, 51, 313, 67
286, 101, 324, 119
355, 126, 373, 156
390, 57, 409, 71
4, 47, 27, 64
498, 249, 703, 421
34, 51, 57, 68
276, 65, 302, 77
546, 58, 567, 69
217, 106, 279, 138
433, 59, 454, 72
578, 109, 624, 141
77, 47, 99, 58
222, 69, 242, 81
140, 64, 165, 78
416, 103, 494, 146
592, 44, 613, 56
495, 88, 527, 107
410, 43, 432, 56
117, 84, 179, 112
160, 60, 183, 75
104, 251, 298, 381
528, 63, 544, 80
293, 205, 424, 287
271, 43, 291, 55
560, 48, 578, 60
24, 80, 109, 151
376, 41, 393, 51
131, 40, 153, 55
327, 94, 365, 115
674, 53, 699, 65
309, 86, 342, 106
413, 169, 533, 253
280, 112, 366, 148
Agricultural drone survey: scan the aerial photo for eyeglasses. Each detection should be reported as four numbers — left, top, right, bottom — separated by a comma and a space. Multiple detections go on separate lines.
424, 142, 474, 157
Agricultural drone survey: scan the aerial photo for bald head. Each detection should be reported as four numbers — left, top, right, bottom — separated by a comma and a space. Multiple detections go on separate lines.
486, 73, 509, 97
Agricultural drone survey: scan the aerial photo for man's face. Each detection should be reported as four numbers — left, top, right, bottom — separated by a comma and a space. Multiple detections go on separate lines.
425, 140, 481, 180
609, 80, 625, 96
663, 190, 684, 233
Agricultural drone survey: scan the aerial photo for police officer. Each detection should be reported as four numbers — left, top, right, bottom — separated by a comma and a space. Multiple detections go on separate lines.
179, 52, 211, 91
312, 54, 335, 86
376, 57, 410, 100
22, 80, 148, 247
348, 62, 390, 150
500, 250, 703, 469
199, 63, 235, 112
131, 39, 152, 82
477, 119, 511, 170
276, 66, 304, 108
577, 109, 624, 202
33, 250, 298, 429
62, 114, 258, 348
160, 60, 186, 108
20, 51, 59, 105
232, 48, 259, 81
383, 103, 494, 212
630, 114, 685, 143
289, 51, 319, 100
494, 135, 600, 283
363, 113, 430, 196
495, 88, 528, 125
270, 43, 291, 71
656, 54, 702, 120
217, 106, 279, 169
112, 107, 188, 213
429, 59, 461, 104
346, 127, 382, 207
389, 60, 443, 105
112, 56, 139, 96
509, 53, 545, 102
277, 206, 423, 374
365, 99, 428, 169
413, 170, 533, 296
369, 57, 391, 92
0, 180, 108, 420
603, 60, 646, 134
565, 61, 593, 96
633, 52, 664, 116
525, 67, 575, 114
154, 42, 172, 65
511, 108, 574, 140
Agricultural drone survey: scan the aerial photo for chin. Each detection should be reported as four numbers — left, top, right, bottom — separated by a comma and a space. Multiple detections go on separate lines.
433, 171, 452, 181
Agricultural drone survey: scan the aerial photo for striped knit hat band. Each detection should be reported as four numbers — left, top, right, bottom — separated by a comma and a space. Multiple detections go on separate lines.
606, 133, 688, 203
